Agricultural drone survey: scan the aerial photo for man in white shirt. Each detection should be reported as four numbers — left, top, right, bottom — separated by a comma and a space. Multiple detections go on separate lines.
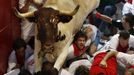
122, 0, 134, 15
7, 38, 33, 73
100, 49, 134, 75
99, 31, 134, 53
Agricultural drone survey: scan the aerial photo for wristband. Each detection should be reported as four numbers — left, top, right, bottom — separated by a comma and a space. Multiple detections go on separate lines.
96, 12, 102, 19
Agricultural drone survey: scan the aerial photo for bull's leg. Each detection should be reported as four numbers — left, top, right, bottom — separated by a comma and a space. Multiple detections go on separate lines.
35, 25, 42, 72
38, 44, 45, 58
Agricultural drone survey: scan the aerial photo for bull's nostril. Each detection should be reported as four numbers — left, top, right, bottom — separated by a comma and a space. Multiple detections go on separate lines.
45, 43, 51, 46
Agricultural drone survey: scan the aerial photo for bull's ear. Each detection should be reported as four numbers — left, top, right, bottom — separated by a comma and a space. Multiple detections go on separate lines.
58, 15, 73, 23
58, 5, 79, 23
27, 17, 36, 22
28, 11, 39, 23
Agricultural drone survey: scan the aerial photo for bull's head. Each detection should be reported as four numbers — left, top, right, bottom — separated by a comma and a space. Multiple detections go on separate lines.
15, 5, 79, 61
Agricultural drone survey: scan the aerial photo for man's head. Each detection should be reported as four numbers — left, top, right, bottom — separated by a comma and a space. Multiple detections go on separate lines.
119, 31, 130, 47
18, 69, 32, 75
83, 26, 93, 39
125, 68, 134, 75
74, 65, 89, 75
13, 38, 26, 57
122, 13, 134, 29
41, 61, 53, 71
35, 61, 58, 75
13, 38, 27, 65
73, 31, 87, 49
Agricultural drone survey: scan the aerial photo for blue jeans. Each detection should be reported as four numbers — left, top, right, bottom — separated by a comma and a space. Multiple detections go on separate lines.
93, 30, 101, 46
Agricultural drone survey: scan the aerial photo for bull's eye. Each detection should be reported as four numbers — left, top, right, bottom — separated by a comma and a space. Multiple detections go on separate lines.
50, 15, 59, 26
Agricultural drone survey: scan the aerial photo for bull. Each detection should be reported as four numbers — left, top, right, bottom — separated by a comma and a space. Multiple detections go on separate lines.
15, 0, 100, 72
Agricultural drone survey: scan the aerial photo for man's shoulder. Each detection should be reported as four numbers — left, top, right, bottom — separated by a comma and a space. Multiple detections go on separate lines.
110, 34, 119, 40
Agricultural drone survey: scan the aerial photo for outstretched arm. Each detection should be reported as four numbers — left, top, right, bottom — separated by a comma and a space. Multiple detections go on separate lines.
94, 11, 113, 24
99, 50, 118, 68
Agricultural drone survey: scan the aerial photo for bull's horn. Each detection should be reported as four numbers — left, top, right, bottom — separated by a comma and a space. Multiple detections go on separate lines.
60, 5, 80, 16
70, 5, 80, 15
14, 8, 35, 18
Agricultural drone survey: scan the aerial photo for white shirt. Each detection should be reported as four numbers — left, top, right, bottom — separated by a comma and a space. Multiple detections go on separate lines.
19, 0, 37, 42
117, 52, 134, 67
83, 24, 98, 47
68, 59, 91, 75
122, 0, 134, 15
4, 69, 20, 75
130, 0, 134, 15
100, 34, 134, 51
59, 69, 72, 75
122, 2, 132, 15
7, 45, 33, 72
25, 55, 34, 74
67, 45, 75, 60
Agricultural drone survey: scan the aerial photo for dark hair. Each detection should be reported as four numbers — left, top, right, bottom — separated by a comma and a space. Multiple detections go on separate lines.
18, 69, 32, 75
35, 68, 58, 75
124, 13, 134, 27
41, 61, 54, 71
119, 31, 130, 40
73, 30, 87, 43
74, 65, 89, 75
13, 38, 27, 51
42, 68, 58, 75
35, 61, 58, 75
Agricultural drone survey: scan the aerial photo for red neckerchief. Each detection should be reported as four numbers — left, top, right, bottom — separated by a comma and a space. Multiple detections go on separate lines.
116, 43, 129, 53
128, 65, 134, 69
73, 43, 86, 56
128, 0, 133, 4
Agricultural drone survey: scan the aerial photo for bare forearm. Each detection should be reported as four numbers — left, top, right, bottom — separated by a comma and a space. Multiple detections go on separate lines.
102, 50, 118, 61
95, 12, 112, 24
19, 0, 31, 13
100, 14, 112, 24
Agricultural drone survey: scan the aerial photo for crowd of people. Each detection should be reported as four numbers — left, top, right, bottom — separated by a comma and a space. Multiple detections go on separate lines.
5, 0, 134, 75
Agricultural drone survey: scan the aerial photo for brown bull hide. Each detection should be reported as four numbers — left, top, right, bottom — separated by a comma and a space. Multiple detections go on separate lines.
34, 0, 100, 72
35, 7, 77, 60
14, 0, 100, 72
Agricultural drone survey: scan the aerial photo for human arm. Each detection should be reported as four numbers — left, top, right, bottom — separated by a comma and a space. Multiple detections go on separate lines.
54, 48, 68, 71
94, 11, 113, 24
7, 51, 17, 72
99, 50, 118, 68
89, 42, 97, 56
19, 0, 43, 13
94, 11, 124, 30
19, 0, 33, 13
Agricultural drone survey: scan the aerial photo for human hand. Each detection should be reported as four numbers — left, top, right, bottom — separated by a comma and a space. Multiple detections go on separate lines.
11, 64, 21, 70
13, 7, 24, 18
99, 60, 107, 68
